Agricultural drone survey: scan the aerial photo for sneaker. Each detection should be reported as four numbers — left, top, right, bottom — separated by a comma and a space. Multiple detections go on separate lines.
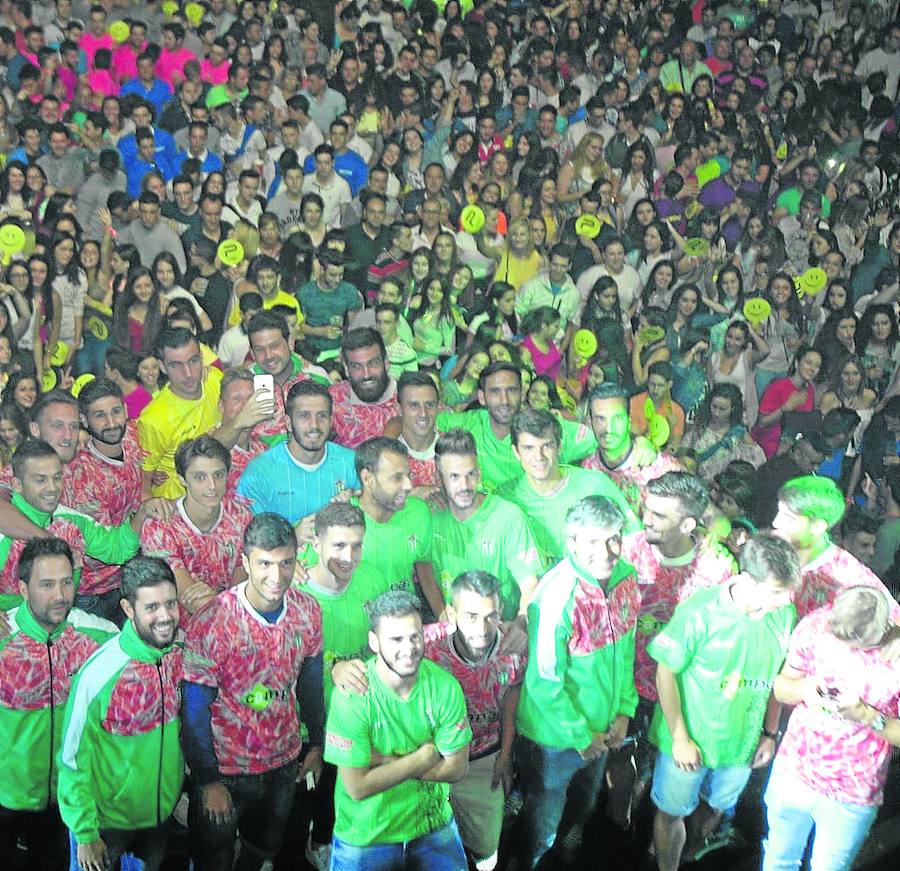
305, 837, 331, 871
690, 824, 747, 861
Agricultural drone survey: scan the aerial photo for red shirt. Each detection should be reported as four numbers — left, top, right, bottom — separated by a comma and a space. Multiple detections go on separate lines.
329, 380, 400, 449
582, 451, 683, 513
183, 583, 323, 775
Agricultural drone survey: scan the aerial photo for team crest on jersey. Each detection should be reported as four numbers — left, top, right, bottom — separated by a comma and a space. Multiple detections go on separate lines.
224, 542, 234, 557
481, 539, 495, 557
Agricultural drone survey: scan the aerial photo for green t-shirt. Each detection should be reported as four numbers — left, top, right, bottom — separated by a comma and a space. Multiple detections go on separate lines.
431, 493, 543, 620
324, 657, 473, 846
435, 409, 597, 491
774, 187, 832, 218
648, 584, 795, 768
305, 565, 389, 704
297, 280, 363, 351
496, 466, 641, 568
352, 496, 432, 597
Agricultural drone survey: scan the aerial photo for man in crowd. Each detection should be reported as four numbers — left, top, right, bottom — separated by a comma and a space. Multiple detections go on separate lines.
238, 380, 359, 532
324, 590, 472, 868
516, 496, 639, 868
58, 557, 183, 871
182, 513, 325, 871
0, 538, 114, 870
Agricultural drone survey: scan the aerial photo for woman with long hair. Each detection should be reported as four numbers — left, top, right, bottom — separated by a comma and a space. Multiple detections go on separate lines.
631, 219, 674, 285
5, 370, 38, 415
479, 215, 543, 292
152, 251, 213, 333
0, 161, 31, 219
0, 401, 29, 466
410, 275, 457, 367
616, 141, 657, 221
297, 193, 327, 248
857, 303, 900, 397
707, 319, 769, 425
639, 259, 677, 312
112, 267, 165, 356
556, 133, 609, 213
819, 352, 876, 453
442, 345, 490, 409
49, 232, 87, 370
683, 383, 766, 482
26, 254, 60, 377
520, 305, 563, 380
755, 271, 808, 396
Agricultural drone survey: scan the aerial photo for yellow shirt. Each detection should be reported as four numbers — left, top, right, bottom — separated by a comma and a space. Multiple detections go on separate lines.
137, 367, 223, 498
493, 250, 542, 291
228, 289, 303, 327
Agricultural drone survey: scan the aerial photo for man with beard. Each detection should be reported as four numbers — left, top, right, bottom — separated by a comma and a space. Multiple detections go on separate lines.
424, 571, 526, 871
771, 475, 900, 622
584, 383, 682, 513
329, 329, 400, 449
289, 502, 388, 871
0, 441, 156, 620
58, 557, 183, 871
436, 363, 597, 491
182, 514, 325, 871
238, 381, 359, 536
432, 429, 542, 623
498, 409, 640, 568
608, 473, 734, 829
352, 437, 443, 617
0, 538, 114, 871
393, 371, 441, 490
217, 311, 328, 450
324, 590, 472, 869
141, 436, 252, 621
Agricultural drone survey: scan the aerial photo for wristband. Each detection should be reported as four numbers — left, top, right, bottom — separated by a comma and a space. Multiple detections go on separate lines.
761, 727, 780, 740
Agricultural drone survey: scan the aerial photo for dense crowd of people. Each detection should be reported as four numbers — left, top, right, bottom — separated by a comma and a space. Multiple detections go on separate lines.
0, 0, 899, 869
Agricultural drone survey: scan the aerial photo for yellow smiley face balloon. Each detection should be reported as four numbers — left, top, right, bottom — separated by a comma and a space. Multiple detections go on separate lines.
459, 205, 485, 234
574, 214, 602, 239
573, 329, 598, 358
0, 224, 26, 253
742, 298, 771, 325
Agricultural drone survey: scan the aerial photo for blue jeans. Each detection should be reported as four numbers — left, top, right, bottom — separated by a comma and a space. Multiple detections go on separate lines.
69, 819, 171, 871
762, 762, 878, 871
515, 736, 609, 869
330, 819, 467, 870
651, 750, 752, 817
189, 761, 298, 871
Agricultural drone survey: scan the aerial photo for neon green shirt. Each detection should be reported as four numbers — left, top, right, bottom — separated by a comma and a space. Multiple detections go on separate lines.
352, 496, 432, 596
496, 465, 641, 567
648, 584, 795, 768
305, 565, 389, 705
435, 409, 596, 490
324, 657, 472, 846
431, 493, 543, 619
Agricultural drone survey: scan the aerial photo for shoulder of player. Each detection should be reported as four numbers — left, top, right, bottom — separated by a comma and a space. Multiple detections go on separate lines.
285, 585, 324, 621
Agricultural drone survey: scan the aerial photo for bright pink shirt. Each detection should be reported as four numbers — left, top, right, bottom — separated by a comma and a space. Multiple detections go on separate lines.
200, 57, 230, 85
522, 334, 562, 381
87, 68, 118, 97
777, 607, 900, 805
112, 41, 147, 82
156, 46, 198, 86
123, 384, 153, 419
751, 377, 814, 459
80, 31, 115, 68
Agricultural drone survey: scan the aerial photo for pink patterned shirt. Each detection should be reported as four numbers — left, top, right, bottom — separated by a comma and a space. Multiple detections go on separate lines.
621, 532, 734, 699
795, 545, 900, 622
582, 450, 683, 513
425, 626, 525, 758
329, 379, 400, 449
776, 608, 900, 806
183, 583, 323, 775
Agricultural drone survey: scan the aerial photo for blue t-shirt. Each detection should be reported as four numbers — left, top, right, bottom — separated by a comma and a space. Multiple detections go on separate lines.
237, 440, 359, 523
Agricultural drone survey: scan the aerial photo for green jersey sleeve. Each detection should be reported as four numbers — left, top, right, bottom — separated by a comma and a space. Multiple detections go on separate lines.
430, 666, 473, 757
58, 509, 141, 566
324, 686, 372, 769
559, 417, 598, 464
646, 595, 704, 675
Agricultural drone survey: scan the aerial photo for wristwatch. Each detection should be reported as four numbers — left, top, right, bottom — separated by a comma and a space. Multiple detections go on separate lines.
870, 711, 887, 733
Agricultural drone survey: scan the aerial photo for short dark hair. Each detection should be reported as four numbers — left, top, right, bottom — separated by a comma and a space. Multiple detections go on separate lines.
248, 310, 290, 342
174, 434, 231, 479
77, 376, 122, 416
451, 569, 500, 601
17, 536, 73, 585
285, 379, 332, 415
397, 370, 438, 403
646, 472, 709, 521
243, 512, 297, 553
434, 428, 477, 462
510, 408, 561, 448
104, 346, 140, 381
156, 326, 199, 359
355, 436, 407, 478
120, 556, 176, 606
588, 382, 629, 406
314, 501, 365, 536
367, 589, 421, 631
341, 327, 385, 359
478, 361, 521, 393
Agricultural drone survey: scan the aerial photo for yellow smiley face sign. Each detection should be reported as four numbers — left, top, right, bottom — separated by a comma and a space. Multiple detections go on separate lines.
574, 214, 602, 239
108, 21, 129, 42
184, 2, 204, 24
162, 1, 179, 14
648, 415, 671, 448
0, 224, 26, 254
217, 239, 244, 266
42, 369, 58, 392
71, 373, 95, 398
49, 341, 69, 368
639, 326, 666, 345
459, 205, 485, 234
799, 267, 827, 296
743, 298, 771, 326
683, 237, 710, 257
573, 329, 598, 358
